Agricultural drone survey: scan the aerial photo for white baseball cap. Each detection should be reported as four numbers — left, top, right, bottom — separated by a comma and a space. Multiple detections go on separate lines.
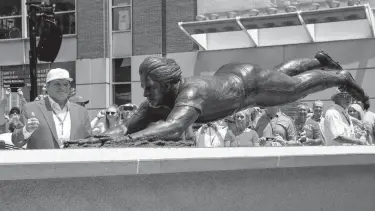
46, 68, 73, 83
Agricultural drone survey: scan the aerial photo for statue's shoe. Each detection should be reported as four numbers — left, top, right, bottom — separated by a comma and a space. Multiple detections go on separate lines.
337, 70, 367, 103
315, 51, 343, 70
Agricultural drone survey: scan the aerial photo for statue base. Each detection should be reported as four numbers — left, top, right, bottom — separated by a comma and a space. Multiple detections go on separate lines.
67, 139, 196, 148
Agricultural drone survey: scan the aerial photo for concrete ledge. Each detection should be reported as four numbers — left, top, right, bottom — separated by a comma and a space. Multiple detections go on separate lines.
1, 146, 375, 181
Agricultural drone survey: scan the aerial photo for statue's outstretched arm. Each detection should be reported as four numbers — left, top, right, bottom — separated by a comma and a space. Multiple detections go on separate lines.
128, 105, 200, 142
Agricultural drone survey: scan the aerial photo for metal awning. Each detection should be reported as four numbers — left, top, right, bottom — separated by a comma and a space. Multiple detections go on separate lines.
179, 4, 375, 50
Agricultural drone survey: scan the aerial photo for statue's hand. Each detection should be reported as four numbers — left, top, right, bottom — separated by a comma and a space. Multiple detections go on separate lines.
94, 134, 134, 146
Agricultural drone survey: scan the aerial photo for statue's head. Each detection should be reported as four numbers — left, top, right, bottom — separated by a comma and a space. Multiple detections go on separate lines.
139, 56, 182, 107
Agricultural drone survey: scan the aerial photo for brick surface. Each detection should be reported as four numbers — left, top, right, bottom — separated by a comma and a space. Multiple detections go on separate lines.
77, 0, 109, 59
132, 0, 163, 55
133, 0, 197, 55
166, 0, 197, 53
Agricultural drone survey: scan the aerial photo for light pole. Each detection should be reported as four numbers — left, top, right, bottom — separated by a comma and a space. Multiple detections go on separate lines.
26, 1, 60, 101
27, 2, 38, 101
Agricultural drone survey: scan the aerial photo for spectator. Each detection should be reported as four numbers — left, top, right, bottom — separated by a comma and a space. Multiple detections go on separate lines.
12, 68, 92, 149
255, 106, 299, 146
0, 88, 10, 134
361, 100, 375, 145
6, 107, 23, 133
324, 90, 367, 145
69, 95, 89, 107
119, 103, 138, 123
195, 121, 227, 147
294, 103, 324, 146
91, 105, 123, 134
308, 100, 326, 142
249, 107, 262, 129
348, 103, 369, 143
225, 110, 259, 147
34, 84, 48, 101
68, 88, 76, 98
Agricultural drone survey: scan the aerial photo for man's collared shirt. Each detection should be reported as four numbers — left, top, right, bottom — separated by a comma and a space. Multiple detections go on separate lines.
324, 104, 354, 145
295, 117, 324, 144
308, 115, 325, 141
23, 96, 71, 148
255, 112, 296, 141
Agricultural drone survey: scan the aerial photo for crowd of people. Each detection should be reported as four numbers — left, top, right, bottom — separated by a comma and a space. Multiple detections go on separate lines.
0, 58, 374, 149
196, 90, 375, 147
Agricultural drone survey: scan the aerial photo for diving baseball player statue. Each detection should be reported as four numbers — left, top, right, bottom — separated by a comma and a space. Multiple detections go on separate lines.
68, 51, 369, 146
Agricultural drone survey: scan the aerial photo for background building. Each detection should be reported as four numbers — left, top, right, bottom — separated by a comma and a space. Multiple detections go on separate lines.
0, 0, 375, 118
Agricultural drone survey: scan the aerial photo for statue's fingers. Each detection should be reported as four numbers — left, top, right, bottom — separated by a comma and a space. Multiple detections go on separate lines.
77, 139, 90, 146
94, 134, 111, 138
98, 136, 113, 143
67, 140, 79, 145
153, 140, 166, 146
134, 140, 148, 146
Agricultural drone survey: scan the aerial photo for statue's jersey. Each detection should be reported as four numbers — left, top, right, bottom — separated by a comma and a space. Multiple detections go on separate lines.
128, 63, 259, 134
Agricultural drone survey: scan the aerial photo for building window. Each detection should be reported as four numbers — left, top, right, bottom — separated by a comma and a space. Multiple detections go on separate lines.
27, 0, 76, 37
112, 0, 131, 32
0, 0, 22, 39
112, 57, 131, 105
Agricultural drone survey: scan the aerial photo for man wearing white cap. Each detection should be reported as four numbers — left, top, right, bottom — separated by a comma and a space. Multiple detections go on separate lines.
12, 68, 91, 149
324, 89, 367, 146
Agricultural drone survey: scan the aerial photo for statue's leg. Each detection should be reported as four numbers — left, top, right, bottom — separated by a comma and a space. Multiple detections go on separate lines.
253, 69, 367, 106
274, 51, 342, 76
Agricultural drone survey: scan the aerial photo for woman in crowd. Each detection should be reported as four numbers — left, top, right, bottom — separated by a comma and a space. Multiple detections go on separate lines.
348, 103, 369, 143
224, 110, 259, 147
91, 105, 123, 135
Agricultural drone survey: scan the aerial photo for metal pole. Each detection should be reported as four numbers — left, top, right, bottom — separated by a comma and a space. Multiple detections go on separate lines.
161, 0, 166, 57
28, 4, 38, 101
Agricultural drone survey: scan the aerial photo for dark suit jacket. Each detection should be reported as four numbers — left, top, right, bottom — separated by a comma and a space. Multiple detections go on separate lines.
12, 97, 91, 149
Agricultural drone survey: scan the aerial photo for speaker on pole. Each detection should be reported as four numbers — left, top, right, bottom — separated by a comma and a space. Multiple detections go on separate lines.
37, 18, 62, 63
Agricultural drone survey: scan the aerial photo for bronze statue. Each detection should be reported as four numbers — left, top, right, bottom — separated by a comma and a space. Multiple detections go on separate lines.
67, 51, 369, 146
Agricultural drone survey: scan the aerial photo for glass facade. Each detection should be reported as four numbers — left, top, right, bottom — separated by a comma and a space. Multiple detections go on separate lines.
0, 0, 76, 40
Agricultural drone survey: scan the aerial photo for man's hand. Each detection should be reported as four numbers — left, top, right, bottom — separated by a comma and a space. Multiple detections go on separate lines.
97, 110, 106, 119
17, 88, 23, 97
5, 88, 11, 96
274, 135, 287, 146
259, 137, 268, 146
26, 112, 39, 133
298, 131, 307, 143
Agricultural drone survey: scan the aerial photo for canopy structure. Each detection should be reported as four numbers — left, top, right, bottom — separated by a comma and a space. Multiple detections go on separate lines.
179, 4, 375, 51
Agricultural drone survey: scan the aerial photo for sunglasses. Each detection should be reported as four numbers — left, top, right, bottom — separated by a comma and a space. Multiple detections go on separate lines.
106, 112, 117, 115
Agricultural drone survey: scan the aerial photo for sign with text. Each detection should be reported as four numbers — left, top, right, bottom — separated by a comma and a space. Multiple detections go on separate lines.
2, 65, 26, 88
2, 62, 76, 88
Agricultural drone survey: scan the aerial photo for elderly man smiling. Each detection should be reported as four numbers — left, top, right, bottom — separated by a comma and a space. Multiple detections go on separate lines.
12, 68, 91, 149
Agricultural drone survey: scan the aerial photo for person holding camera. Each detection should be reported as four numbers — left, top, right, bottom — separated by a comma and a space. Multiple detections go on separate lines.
255, 106, 299, 146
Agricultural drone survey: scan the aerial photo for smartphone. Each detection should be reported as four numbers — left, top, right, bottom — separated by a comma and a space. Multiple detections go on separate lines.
10, 88, 18, 92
